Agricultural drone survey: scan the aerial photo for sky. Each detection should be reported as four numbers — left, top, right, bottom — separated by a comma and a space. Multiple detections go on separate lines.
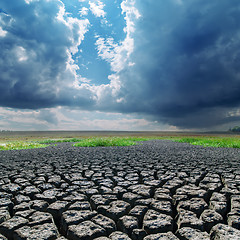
0, 0, 240, 131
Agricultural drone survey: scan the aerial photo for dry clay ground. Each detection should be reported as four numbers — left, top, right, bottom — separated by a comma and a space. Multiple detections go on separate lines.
0, 138, 240, 239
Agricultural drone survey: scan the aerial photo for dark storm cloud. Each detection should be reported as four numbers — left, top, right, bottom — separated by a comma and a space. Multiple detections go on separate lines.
0, 0, 94, 109
115, 0, 240, 129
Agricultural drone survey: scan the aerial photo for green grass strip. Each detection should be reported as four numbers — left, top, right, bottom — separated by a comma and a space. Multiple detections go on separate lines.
73, 137, 150, 147
168, 137, 240, 148
0, 141, 48, 151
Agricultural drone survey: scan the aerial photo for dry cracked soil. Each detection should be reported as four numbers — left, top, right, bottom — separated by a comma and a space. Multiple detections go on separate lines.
0, 140, 240, 240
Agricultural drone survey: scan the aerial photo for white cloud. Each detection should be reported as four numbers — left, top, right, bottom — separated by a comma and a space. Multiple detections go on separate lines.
15, 46, 28, 62
95, 37, 118, 68
95, 35, 134, 72
121, 0, 141, 34
89, 0, 106, 18
95, 0, 140, 74
91, 0, 141, 107
79, 7, 89, 16
56, 4, 90, 55
0, 26, 7, 37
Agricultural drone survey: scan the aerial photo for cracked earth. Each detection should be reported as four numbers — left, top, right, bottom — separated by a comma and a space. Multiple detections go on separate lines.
0, 140, 240, 239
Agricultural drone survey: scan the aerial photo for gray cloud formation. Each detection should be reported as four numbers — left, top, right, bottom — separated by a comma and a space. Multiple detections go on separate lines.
114, 0, 240, 129
0, 0, 95, 109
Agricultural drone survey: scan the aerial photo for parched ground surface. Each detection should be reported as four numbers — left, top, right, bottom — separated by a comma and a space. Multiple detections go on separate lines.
0, 140, 240, 240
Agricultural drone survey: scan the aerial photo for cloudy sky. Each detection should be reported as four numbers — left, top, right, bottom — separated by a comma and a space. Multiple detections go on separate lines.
0, 0, 240, 131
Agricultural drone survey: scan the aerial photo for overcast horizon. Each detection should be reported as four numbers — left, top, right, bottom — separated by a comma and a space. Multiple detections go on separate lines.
1, 0, 240, 131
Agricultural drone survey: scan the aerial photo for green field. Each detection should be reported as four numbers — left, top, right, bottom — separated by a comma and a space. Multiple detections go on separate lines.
0, 141, 48, 151
168, 136, 240, 148
0, 131, 240, 150
73, 136, 240, 148
73, 137, 149, 147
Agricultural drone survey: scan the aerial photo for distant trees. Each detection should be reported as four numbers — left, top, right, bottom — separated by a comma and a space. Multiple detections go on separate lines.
229, 126, 240, 132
